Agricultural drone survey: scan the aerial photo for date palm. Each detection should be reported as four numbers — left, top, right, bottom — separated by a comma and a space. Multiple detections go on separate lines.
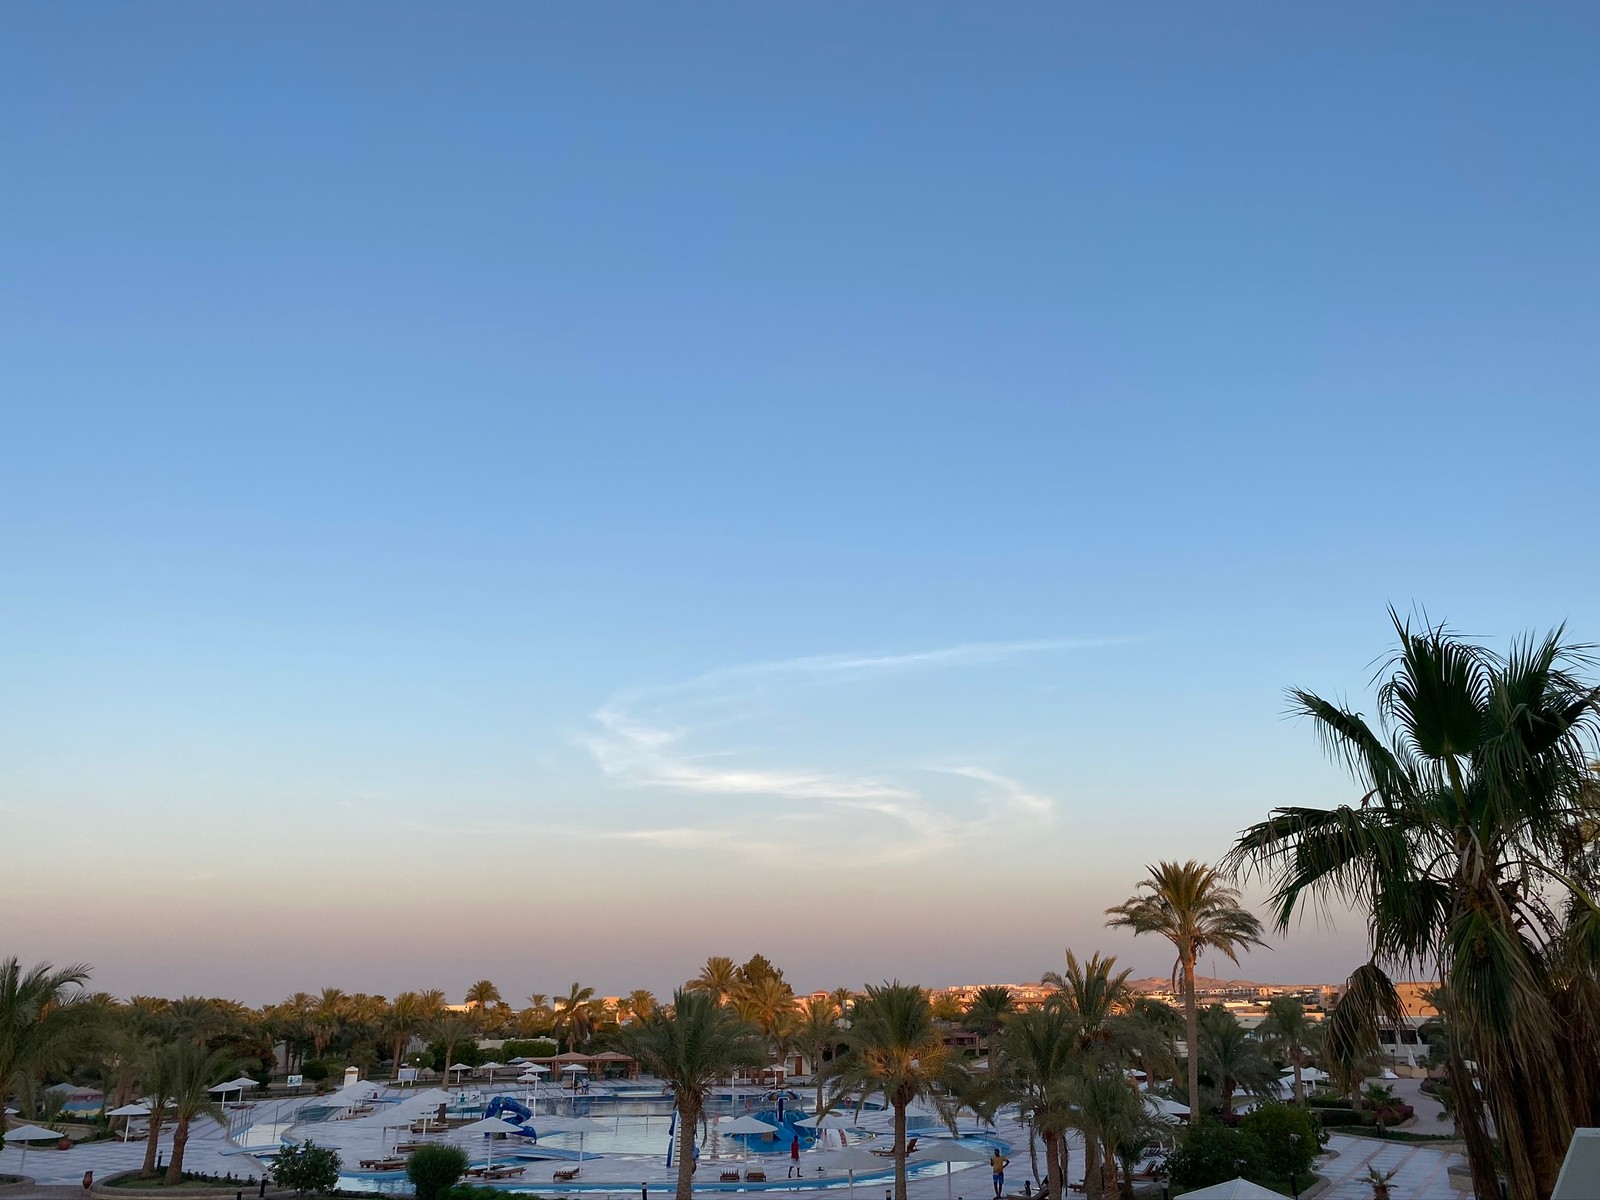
963, 985, 1014, 1057
163, 1041, 244, 1183
551, 983, 597, 1052
1229, 615, 1600, 1200
686, 957, 738, 1005
623, 990, 658, 1023
825, 983, 966, 1200
464, 980, 502, 1009
386, 993, 431, 1077
794, 997, 843, 1118
0, 957, 93, 1145
1105, 861, 1265, 1119
138, 1040, 175, 1179
615, 990, 764, 1200
1195, 1005, 1276, 1114
995, 1005, 1081, 1200
1257, 995, 1319, 1103
430, 1014, 479, 1082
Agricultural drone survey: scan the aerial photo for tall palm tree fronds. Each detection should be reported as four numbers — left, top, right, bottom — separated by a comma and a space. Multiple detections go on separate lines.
613, 990, 764, 1200
1228, 613, 1600, 1200
1105, 862, 1265, 1119
0, 958, 95, 1145
824, 982, 967, 1200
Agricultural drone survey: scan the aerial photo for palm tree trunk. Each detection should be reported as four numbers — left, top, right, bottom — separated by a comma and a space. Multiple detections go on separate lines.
1182, 950, 1200, 1118
164, 1117, 190, 1185
1043, 1130, 1062, 1200
893, 1101, 909, 1200
1292, 1058, 1304, 1105
1054, 1131, 1070, 1200
1445, 1051, 1496, 1200
140, 1112, 164, 1178
1083, 1137, 1102, 1200
675, 1099, 699, 1200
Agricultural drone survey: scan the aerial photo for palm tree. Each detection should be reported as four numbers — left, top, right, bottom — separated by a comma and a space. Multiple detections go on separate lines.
164, 1041, 244, 1183
615, 990, 764, 1200
386, 993, 431, 1077
829, 987, 856, 1021
825, 983, 966, 1200
1105, 861, 1265, 1119
0, 958, 93, 1145
464, 980, 502, 1009
623, 990, 658, 1023
137, 1038, 176, 1179
1195, 1006, 1276, 1115
1257, 995, 1319, 1103
551, 983, 597, 1052
686, 956, 738, 1005
963, 985, 1015, 1057
996, 1006, 1080, 1200
430, 1014, 479, 1082
309, 988, 347, 1059
1229, 615, 1600, 1200
793, 997, 843, 1117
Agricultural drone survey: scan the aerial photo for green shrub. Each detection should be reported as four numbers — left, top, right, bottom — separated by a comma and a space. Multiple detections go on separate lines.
271, 1141, 342, 1195
301, 1060, 331, 1083
501, 1038, 558, 1060
1240, 1103, 1325, 1181
407, 1144, 470, 1200
426, 1042, 486, 1072
1168, 1122, 1266, 1192
1317, 1109, 1361, 1127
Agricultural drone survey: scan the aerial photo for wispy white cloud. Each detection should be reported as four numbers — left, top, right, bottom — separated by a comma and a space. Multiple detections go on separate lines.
580, 637, 1122, 863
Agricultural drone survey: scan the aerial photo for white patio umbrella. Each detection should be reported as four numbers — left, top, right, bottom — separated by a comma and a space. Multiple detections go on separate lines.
796, 1112, 853, 1149
1554, 1127, 1600, 1200
479, 1061, 506, 1080
814, 1146, 885, 1200
1378, 1068, 1399, 1080
1145, 1094, 1191, 1120
107, 1102, 151, 1142
542, 1115, 608, 1158
917, 1140, 988, 1200
1179, 1179, 1291, 1200
721, 1115, 779, 1135
521, 1064, 551, 1074
210, 1076, 260, 1103
457, 1116, 523, 1169
4, 1124, 63, 1172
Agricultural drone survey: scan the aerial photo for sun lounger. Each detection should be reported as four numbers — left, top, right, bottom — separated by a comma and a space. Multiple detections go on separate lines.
396, 1141, 427, 1152
720, 1170, 741, 1182
359, 1158, 408, 1171
870, 1137, 916, 1157
745, 1168, 767, 1182
553, 1167, 581, 1182
480, 1166, 526, 1180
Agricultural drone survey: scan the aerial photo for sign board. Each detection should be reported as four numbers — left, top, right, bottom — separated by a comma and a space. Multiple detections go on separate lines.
286, 1075, 303, 1089
398, 1068, 418, 1083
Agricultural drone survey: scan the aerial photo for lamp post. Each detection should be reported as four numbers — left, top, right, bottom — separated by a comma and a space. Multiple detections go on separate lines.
1289, 1133, 1302, 1199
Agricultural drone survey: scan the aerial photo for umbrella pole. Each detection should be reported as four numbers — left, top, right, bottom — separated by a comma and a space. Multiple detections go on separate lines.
947, 1162, 952, 1200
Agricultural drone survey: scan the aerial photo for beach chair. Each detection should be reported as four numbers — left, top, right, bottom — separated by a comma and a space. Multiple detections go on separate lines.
745, 1167, 767, 1182
720, 1170, 742, 1182
553, 1167, 581, 1182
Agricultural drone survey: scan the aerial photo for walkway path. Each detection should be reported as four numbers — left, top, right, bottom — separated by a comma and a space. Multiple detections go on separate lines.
1317, 1135, 1467, 1200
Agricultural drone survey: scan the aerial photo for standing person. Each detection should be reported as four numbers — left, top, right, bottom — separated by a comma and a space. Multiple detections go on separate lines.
990, 1150, 1010, 1199
789, 1137, 801, 1178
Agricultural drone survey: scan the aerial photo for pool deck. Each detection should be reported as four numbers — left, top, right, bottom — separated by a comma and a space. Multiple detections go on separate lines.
2, 1083, 1471, 1200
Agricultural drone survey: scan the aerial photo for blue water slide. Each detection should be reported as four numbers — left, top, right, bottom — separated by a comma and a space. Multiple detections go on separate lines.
751, 1108, 815, 1151
485, 1095, 534, 1124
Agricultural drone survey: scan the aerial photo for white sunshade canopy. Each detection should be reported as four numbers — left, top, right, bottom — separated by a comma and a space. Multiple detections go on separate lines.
107, 1103, 152, 1117
814, 1147, 887, 1172
916, 1141, 988, 1163
1180, 1179, 1292, 1200
559, 1064, 588, 1073
796, 1114, 854, 1129
4, 1125, 63, 1142
457, 1116, 523, 1136
211, 1077, 261, 1092
520, 1064, 551, 1074
720, 1115, 780, 1135
1146, 1095, 1191, 1118
478, 1061, 505, 1070
1554, 1128, 1600, 1200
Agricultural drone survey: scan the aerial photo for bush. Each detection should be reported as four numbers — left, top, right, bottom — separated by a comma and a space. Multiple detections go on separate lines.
501, 1038, 558, 1060
426, 1042, 486, 1073
301, 1060, 331, 1083
1241, 1102, 1326, 1181
271, 1141, 342, 1196
1317, 1109, 1361, 1127
407, 1145, 469, 1200
444, 1186, 505, 1200
1168, 1122, 1265, 1192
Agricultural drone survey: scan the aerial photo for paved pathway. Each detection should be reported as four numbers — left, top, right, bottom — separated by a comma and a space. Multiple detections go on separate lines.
1316, 1136, 1467, 1200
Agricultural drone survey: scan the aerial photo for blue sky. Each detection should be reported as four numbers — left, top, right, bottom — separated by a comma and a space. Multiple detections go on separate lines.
4, 3, 1599, 1004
